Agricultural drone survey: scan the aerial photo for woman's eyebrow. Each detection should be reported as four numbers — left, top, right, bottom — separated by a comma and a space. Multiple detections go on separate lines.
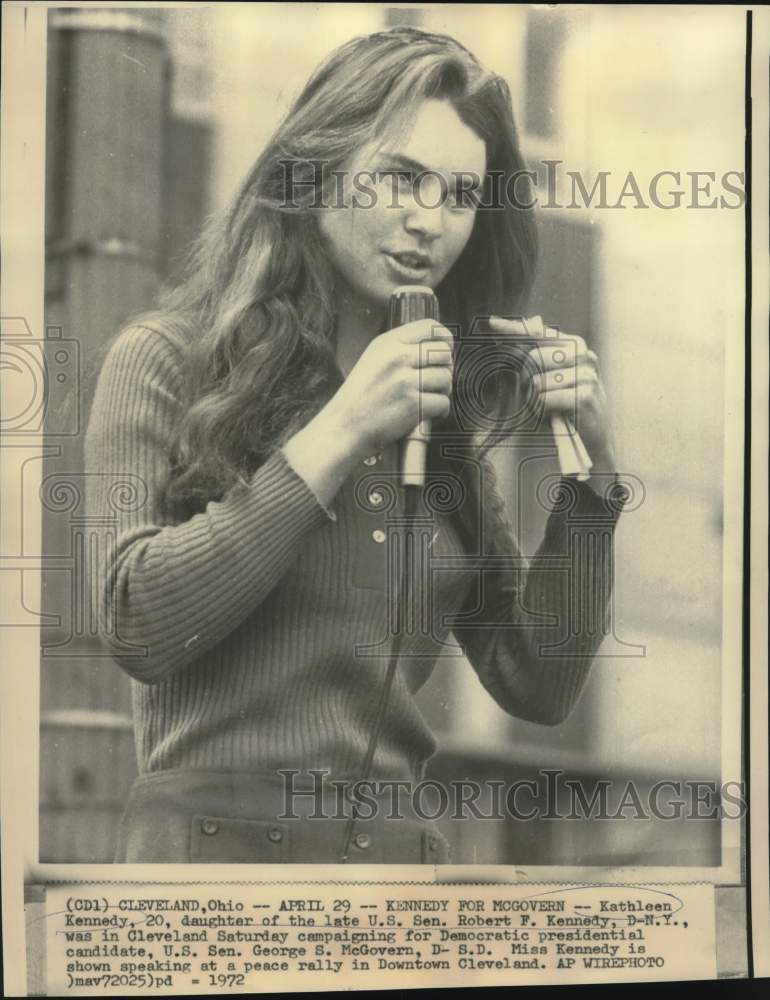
376, 153, 430, 175
376, 153, 483, 191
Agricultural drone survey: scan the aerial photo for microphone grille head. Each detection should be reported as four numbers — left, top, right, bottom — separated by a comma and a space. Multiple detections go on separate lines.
388, 286, 440, 327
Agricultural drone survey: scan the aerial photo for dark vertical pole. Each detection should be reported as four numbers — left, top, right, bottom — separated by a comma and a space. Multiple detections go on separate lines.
40, 8, 169, 862
742, 6, 754, 980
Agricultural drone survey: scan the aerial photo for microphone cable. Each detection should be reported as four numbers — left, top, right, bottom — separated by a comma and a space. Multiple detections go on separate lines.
338, 481, 421, 862
339, 286, 439, 863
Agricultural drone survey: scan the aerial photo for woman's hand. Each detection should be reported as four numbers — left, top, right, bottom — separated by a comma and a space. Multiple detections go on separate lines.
326, 317, 456, 457
488, 316, 617, 474
281, 319, 454, 507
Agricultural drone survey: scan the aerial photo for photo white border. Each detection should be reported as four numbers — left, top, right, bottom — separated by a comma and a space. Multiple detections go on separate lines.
2, 2, 768, 993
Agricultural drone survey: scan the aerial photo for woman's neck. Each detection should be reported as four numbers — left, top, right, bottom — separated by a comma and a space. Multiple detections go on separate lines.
333, 282, 387, 376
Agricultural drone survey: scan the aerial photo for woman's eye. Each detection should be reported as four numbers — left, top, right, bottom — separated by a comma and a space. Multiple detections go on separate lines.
448, 187, 480, 211
449, 193, 478, 212
380, 169, 415, 187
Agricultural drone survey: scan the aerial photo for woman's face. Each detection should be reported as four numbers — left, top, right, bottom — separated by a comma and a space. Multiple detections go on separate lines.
317, 98, 486, 309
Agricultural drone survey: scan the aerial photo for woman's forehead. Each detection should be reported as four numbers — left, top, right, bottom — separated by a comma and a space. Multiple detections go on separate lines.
355, 98, 487, 179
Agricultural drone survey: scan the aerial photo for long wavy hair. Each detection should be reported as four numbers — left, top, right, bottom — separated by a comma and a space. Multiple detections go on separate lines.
146, 26, 538, 549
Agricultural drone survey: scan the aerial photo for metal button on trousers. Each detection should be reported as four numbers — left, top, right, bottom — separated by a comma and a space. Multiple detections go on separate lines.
114, 769, 452, 865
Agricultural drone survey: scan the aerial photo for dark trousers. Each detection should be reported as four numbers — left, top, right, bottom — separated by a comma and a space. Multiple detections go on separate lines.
115, 769, 452, 864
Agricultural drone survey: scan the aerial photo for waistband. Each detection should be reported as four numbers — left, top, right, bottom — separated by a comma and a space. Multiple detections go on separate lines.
116, 769, 452, 865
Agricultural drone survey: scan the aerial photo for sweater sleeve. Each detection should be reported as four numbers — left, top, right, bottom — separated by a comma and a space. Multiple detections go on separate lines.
85, 324, 335, 685
450, 456, 625, 726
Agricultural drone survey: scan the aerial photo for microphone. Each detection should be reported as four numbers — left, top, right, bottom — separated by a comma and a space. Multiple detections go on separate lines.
340, 285, 438, 862
388, 285, 440, 488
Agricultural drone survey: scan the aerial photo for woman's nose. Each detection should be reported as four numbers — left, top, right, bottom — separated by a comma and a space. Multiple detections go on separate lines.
403, 177, 445, 240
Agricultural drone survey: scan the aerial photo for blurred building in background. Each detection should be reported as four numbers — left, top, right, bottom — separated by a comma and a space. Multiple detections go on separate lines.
40, 4, 739, 866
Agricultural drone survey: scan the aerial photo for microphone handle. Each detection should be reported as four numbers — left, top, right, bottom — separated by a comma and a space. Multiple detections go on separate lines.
401, 420, 432, 488
388, 285, 440, 488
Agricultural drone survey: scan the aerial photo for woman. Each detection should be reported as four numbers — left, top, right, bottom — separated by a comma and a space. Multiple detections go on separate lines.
86, 26, 622, 864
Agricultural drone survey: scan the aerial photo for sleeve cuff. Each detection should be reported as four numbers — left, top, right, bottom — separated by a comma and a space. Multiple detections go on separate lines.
270, 448, 338, 523
550, 474, 629, 522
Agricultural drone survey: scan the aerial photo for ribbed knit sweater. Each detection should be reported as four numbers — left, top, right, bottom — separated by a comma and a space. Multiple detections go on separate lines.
85, 321, 622, 782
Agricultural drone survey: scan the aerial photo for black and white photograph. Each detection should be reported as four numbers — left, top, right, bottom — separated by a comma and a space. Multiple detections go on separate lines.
1, 1, 768, 993
32, 0, 744, 869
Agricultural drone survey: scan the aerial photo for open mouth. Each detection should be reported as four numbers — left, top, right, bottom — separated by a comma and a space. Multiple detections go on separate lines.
386, 250, 432, 274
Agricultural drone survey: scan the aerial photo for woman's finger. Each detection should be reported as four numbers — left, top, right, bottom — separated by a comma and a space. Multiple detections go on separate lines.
525, 337, 590, 374
413, 366, 453, 394
395, 318, 454, 346
538, 384, 599, 418
531, 365, 598, 394
488, 317, 596, 375
417, 340, 454, 368
487, 315, 531, 336
418, 391, 453, 420
395, 342, 452, 372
